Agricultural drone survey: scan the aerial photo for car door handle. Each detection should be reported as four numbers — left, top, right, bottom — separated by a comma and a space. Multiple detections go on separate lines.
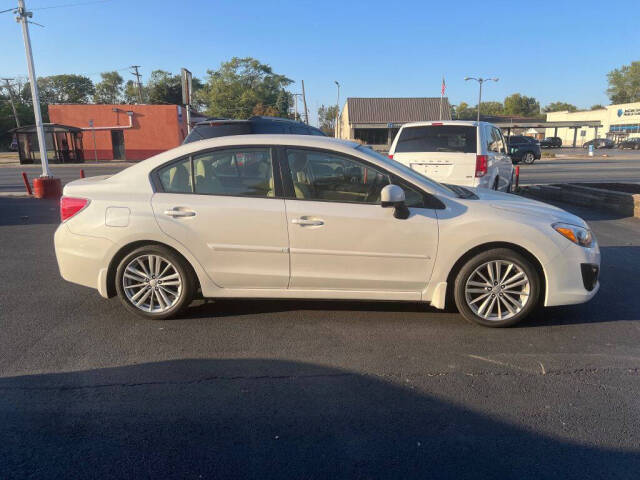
292, 217, 324, 226
164, 208, 196, 218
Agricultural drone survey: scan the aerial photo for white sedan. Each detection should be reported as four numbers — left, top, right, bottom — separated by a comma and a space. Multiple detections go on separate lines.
54, 135, 600, 327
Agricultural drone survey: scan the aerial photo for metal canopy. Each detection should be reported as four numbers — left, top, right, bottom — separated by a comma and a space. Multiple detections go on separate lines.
494, 120, 602, 129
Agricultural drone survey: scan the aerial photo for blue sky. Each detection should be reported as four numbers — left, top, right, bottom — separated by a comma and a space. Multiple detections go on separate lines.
2, 0, 639, 124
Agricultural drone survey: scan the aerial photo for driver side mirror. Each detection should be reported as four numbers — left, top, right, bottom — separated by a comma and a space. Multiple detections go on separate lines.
381, 184, 410, 220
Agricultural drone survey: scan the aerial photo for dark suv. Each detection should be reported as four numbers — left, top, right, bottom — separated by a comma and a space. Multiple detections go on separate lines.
540, 137, 562, 148
618, 138, 640, 150
184, 116, 326, 144
506, 135, 542, 164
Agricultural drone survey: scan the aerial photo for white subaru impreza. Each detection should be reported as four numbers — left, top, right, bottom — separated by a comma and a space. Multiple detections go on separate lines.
54, 135, 600, 327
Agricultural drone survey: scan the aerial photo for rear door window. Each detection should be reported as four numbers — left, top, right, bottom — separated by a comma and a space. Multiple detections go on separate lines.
395, 125, 477, 153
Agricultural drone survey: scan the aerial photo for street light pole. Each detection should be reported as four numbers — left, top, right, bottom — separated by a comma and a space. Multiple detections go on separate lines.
16, 0, 51, 177
334, 81, 340, 138
464, 76, 499, 123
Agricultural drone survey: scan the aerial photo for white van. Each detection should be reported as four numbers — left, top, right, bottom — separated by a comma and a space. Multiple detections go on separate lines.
388, 121, 514, 191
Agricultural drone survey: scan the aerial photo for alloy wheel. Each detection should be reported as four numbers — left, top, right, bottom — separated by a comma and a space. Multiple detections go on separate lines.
464, 260, 531, 322
122, 254, 182, 313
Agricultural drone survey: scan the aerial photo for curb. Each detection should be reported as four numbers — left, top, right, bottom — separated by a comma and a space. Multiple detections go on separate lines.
521, 183, 640, 218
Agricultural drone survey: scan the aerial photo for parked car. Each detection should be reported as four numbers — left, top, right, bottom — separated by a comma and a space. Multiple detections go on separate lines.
539, 137, 562, 148
388, 121, 514, 192
54, 135, 600, 327
505, 135, 541, 164
183, 116, 326, 144
582, 138, 614, 149
617, 138, 640, 150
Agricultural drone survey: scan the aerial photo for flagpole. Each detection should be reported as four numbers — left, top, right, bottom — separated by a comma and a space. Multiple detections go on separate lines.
439, 76, 444, 120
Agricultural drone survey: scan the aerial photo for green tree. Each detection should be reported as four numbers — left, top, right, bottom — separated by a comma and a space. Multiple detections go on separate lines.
454, 102, 476, 120
607, 61, 640, 104
590, 104, 604, 110
202, 57, 293, 118
479, 101, 504, 116
503, 93, 540, 117
94, 71, 124, 104
22, 74, 94, 104
318, 105, 339, 136
544, 101, 577, 113
147, 70, 182, 105
123, 79, 143, 103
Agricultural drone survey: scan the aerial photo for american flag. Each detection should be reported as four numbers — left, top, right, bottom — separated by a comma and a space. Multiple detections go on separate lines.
441, 77, 446, 96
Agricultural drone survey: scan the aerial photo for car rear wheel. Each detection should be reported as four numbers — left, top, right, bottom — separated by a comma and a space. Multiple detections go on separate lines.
522, 152, 535, 164
453, 248, 540, 327
115, 245, 195, 320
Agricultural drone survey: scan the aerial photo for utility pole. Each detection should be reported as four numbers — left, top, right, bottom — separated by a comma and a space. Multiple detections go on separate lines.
301, 80, 309, 125
1, 78, 20, 127
334, 81, 340, 138
16, 0, 51, 177
130, 65, 143, 103
464, 76, 499, 123
291, 93, 301, 121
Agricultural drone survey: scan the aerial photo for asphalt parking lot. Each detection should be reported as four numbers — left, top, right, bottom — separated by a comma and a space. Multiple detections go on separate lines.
1, 195, 639, 479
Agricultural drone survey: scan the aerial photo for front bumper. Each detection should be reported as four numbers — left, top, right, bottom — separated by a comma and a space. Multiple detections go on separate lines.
544, 242, 601, 307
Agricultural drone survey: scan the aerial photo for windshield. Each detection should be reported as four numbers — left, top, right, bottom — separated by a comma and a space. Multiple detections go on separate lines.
394, 125, 477, 153
356, 145, 458, 197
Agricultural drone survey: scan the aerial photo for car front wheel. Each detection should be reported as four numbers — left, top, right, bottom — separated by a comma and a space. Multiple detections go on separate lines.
522, 152, 535, 164
453, 248, 540, 327
115, 245, 195, 319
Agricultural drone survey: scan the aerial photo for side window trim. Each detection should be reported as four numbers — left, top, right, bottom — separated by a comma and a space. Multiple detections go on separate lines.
280, 146, 392, 205
152, 145, 285, 198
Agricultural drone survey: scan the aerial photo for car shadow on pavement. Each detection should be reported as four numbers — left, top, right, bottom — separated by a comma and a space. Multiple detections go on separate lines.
2, 358, 639, 480
0, 197, 59, 226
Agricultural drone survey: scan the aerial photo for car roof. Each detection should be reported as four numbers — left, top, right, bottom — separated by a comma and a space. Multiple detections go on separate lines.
399, 120, 490, 128
124, 135, 359, 172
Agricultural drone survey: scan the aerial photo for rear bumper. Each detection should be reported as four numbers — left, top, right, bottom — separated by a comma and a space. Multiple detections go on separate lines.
54, 223, 113, 294
544, 243, 601, 307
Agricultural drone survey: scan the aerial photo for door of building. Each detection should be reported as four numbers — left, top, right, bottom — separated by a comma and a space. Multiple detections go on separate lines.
111, 130, 125, 160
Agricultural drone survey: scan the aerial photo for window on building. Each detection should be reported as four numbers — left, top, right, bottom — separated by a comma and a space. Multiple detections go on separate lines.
353, 128, 389, 145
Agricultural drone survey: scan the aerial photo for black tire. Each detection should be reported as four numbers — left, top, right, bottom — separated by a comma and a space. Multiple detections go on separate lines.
453, 248, 541, 327
522, 152, 535, 164
115, 244, 195, 320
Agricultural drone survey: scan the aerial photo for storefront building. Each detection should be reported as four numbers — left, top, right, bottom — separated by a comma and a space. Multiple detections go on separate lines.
48, 104, 191, 161
337, 97, 451, 150
545, 102, 640, 146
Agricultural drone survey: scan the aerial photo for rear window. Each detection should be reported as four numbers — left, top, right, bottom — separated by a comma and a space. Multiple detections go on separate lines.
183, 122, 251, 143
395, 125, 477, 154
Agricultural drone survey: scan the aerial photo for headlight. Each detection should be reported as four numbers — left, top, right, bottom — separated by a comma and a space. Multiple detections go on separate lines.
552, 223, 594, 247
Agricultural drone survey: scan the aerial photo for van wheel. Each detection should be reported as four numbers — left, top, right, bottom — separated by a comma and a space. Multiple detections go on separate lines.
453, 248, 540, 327
115, 245, 195, 320
523, 152, 535, 164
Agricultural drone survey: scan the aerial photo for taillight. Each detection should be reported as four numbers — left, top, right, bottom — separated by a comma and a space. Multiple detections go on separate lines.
60, 196, 89, 222
388, 154, 394, 159
475, 155, 488, 177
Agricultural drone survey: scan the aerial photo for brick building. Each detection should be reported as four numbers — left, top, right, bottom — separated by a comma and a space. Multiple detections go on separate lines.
48, 104, 191, 161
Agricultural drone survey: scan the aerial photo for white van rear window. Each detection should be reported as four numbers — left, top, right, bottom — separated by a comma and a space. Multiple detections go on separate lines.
395, 125, 476, 154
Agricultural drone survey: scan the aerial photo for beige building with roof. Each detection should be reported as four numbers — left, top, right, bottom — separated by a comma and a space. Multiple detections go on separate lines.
545, 102, 640, 146
337, 97, 451, 150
